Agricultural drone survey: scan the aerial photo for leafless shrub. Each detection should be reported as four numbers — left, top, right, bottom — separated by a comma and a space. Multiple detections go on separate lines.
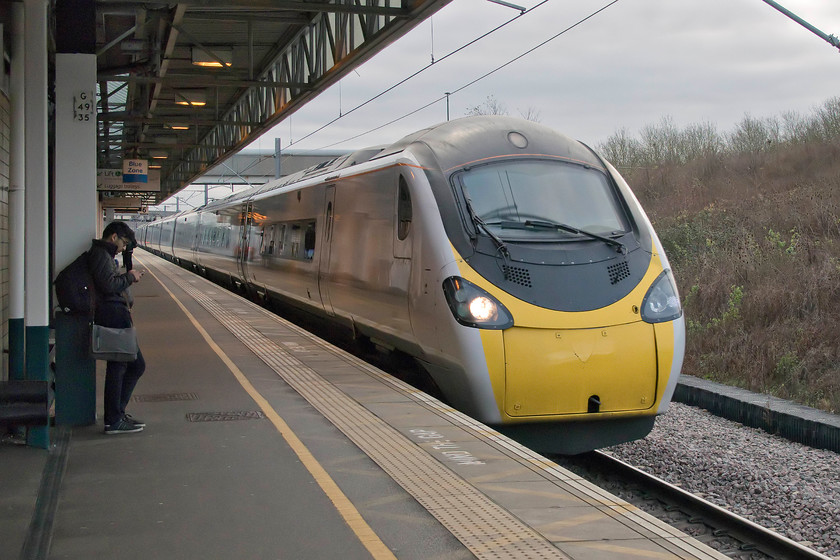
599, 127, 644, 168
728, 113, 782, 154
816, 96, 840, 139
639, 116, 684, 165
617, 97, 840, 412
599, 117, 724, 168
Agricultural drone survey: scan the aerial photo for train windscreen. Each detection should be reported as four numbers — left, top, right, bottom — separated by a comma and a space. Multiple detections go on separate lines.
458, 160, 629, 241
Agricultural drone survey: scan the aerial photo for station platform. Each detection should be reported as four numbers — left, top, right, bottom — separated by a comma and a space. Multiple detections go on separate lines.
2, 252, 729, 560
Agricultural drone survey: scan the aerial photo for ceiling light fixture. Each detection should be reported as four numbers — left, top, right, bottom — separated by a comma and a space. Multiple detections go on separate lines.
174, 89, 207, 107
191, 46, 233, 68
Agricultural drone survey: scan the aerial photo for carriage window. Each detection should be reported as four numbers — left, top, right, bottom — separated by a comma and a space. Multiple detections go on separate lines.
274, 220, 315, 261
303, 222, 316, 260
289, 224, 301, 258
261, 225, 275, 255
260, 224, 286, 256
276, 224, 285, 256
397, 176, 412, 240
200, 226, 231, 248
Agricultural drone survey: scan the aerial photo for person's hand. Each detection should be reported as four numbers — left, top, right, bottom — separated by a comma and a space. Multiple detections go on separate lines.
129, 269, 145, 282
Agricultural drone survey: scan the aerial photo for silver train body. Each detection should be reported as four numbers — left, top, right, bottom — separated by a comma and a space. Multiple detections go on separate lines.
138, 116, 685, 454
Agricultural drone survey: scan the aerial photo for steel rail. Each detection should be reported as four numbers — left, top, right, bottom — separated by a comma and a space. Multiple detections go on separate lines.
582, 450, 832, 560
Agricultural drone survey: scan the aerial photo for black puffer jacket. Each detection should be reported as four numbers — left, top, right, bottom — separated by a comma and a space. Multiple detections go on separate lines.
88, 239, 136, 328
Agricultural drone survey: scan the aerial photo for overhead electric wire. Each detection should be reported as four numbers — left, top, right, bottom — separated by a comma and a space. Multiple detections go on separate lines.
295, 0, 623, 151
283, 0, 551, 149
161, 1, 623, 209
446, 0, 622, 103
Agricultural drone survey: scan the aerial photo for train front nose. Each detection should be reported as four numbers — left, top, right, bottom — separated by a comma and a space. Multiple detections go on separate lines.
502, 322, 658, 418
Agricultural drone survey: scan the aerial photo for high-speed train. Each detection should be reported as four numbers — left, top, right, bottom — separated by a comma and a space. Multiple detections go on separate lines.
137, 116, 685, 454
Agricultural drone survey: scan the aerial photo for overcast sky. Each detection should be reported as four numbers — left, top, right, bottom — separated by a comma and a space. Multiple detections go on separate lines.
158, 0, 840, 209
252, 0, 840, 151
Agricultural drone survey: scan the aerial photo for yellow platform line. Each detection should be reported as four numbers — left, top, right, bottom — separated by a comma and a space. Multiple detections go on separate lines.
141, 259, 396, 560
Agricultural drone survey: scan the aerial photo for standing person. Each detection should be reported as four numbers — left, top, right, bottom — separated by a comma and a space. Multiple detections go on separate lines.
122, 240, 134, 271
88, 221, 146, 434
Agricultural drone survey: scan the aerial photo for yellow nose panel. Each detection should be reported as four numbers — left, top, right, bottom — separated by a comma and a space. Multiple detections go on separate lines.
504, 323, 657, 417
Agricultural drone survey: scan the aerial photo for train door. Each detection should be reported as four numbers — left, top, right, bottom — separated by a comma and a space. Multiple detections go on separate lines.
392, 173, 414, 336
394, 175, 413, 259
318, 186, 336, 316
236, 201, 252, 282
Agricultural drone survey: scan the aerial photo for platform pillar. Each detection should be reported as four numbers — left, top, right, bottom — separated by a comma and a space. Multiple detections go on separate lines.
9, 2, 26, 387
54, 313, 96, 426
52, 1, 99, 429
24, 0, 50, 449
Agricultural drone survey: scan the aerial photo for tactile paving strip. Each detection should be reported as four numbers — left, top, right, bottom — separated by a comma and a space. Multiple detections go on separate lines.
152, 259, 571, 560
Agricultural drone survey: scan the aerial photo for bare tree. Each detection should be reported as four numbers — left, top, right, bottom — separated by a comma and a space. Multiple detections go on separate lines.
729, 114, 781, 155
465, 95, 542, 123
517, 106, 542, 123
816, 96, 840, 140
598, 127, 643, 168
465, 95, 508, 117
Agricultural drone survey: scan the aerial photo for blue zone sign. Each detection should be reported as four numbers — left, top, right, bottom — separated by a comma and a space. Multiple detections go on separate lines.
123, 159, 148, 183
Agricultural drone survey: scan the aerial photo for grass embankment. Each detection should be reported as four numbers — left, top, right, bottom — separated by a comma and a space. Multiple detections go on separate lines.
600, 101, 840, 412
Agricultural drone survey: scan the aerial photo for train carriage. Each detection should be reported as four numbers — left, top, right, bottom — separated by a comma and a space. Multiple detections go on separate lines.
138, 116, 685, 454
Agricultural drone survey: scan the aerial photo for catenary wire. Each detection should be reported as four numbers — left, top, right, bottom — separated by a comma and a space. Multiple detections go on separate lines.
282, 0, 551, 149
172, 1, 546, 206
168, 0, 622, 208
291, 0, 622, 151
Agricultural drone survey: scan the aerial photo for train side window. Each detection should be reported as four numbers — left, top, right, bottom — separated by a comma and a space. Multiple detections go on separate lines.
303, 221, 316, 260
270, 220, 313, 261
262, 225, 274, 255
290, 224, 301, 258
277, 224, 286, 256
397, 175, 412, 240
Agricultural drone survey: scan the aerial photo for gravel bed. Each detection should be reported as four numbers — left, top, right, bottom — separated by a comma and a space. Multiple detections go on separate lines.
604, 402, 840, 559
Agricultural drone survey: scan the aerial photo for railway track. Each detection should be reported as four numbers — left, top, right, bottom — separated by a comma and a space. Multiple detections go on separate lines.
553, 450, 833, 560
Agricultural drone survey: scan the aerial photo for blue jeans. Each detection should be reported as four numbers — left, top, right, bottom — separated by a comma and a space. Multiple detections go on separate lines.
104, 349, 145, 425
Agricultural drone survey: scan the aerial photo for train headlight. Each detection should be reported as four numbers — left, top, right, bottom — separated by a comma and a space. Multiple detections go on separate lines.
443, 277, 513, 329
641, 270, 682, 323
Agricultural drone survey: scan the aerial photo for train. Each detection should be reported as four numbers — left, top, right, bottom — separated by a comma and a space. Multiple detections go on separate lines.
137, 116, 685, 454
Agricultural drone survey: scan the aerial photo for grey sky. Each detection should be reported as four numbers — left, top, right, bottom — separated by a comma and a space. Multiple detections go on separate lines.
256, 0, 840, 150
157, 0, 840, 209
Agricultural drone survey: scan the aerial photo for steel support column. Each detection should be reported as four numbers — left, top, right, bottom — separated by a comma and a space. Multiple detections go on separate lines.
9, 0, 26, 385
54, 53, 98, 426
24, 0, 51, 449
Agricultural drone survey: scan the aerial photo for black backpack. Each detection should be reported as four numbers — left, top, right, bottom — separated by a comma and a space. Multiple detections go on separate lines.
54, 252, 96, 316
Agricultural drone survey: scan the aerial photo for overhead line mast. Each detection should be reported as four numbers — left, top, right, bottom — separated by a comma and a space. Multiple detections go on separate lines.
762, 0, 840, 53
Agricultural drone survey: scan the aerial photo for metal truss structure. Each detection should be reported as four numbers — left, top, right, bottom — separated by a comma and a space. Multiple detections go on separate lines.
95, 0, 450, 206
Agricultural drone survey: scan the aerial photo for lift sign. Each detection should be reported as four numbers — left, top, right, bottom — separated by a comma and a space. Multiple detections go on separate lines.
122, 159, 148, 184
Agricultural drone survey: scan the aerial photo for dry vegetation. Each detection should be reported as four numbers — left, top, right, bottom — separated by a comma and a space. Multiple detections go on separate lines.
598, 98, 840, 413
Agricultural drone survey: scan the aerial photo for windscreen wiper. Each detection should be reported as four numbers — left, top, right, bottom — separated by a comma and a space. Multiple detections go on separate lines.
462, 195, 510, 257
502, 219, 626, 254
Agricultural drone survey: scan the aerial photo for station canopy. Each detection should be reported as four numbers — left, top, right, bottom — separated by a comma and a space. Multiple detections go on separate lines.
95, 0, 450, 206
